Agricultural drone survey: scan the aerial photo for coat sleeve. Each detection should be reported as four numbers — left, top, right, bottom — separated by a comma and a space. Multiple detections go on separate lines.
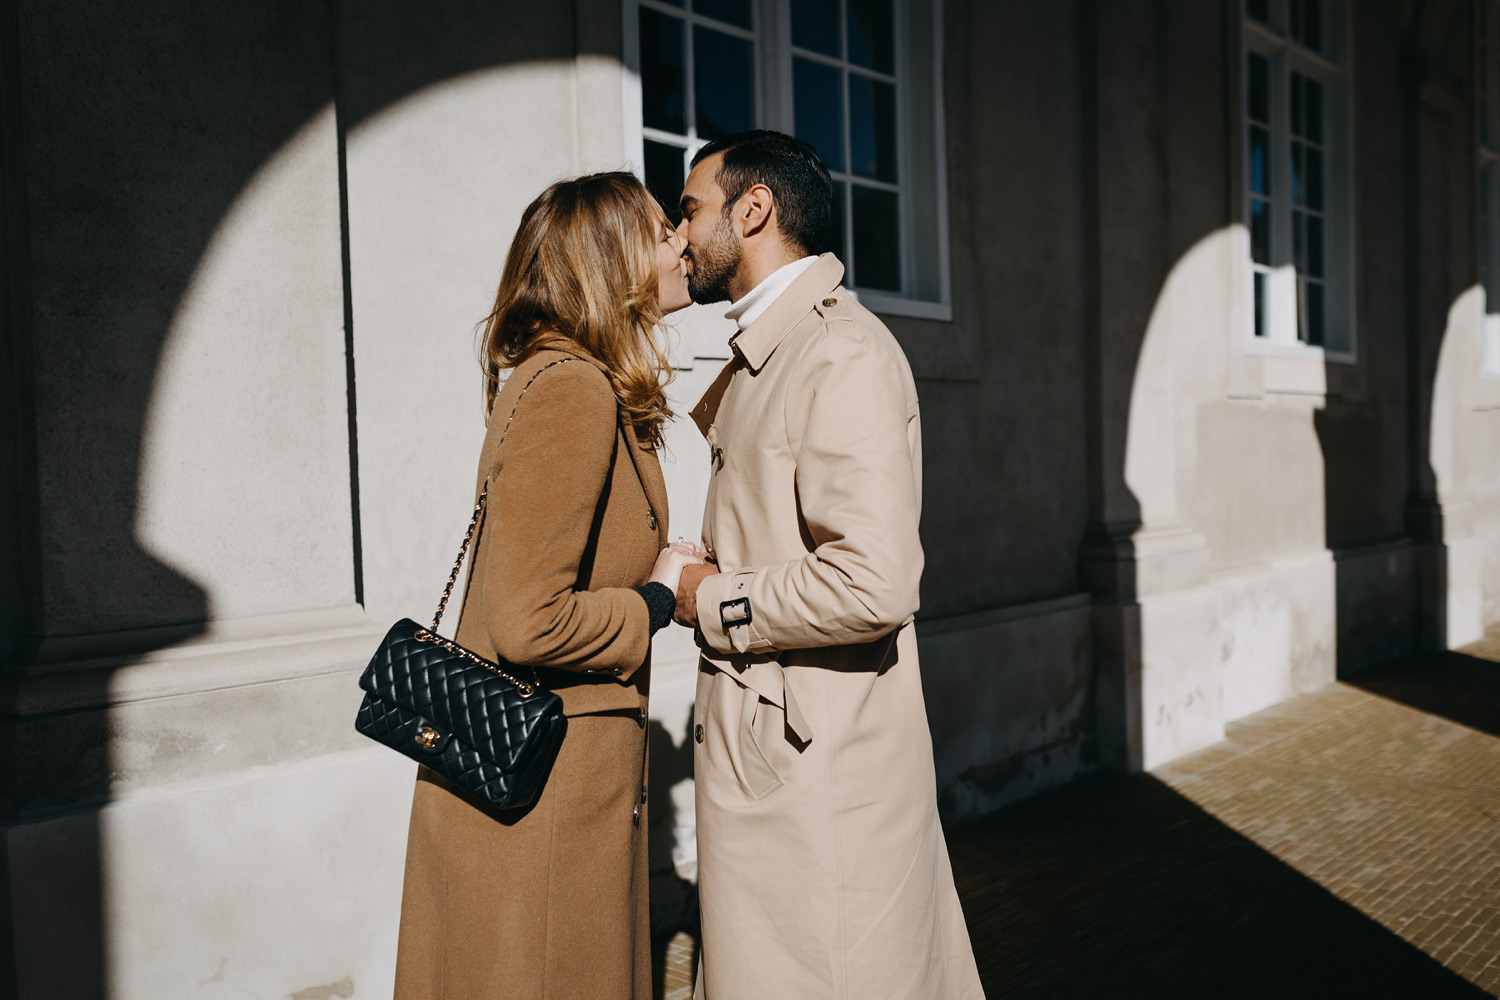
695, 326, 923, 654
474, 361, 652, 677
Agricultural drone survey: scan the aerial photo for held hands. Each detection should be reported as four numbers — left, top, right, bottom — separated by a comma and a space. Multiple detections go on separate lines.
674, 560, 716, 629
649, 541, 710, 597
647, 541, 716, 629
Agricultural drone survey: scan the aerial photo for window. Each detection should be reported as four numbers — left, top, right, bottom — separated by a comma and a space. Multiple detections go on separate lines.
1479, 0, 1500, 375
1241, 0, 1352, 358
625, 0, 951, 319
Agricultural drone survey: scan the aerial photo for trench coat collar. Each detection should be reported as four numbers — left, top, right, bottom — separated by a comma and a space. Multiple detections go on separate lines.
532, 341, 669, 548
729, 252, 844, 375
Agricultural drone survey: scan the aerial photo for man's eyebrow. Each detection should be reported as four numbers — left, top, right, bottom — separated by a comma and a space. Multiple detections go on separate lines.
679, 194, 699, 214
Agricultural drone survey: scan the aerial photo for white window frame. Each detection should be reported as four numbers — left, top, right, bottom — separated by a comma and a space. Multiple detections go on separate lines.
1237, 0, 1357, 365
622, 0, 952, 321
1477, 0, 1500, 377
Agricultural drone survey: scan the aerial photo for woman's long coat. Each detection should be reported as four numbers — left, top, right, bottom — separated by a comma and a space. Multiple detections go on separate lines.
394, 344, 668, 1000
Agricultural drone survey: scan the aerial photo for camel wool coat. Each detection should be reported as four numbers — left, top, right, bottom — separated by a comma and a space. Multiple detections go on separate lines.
393, 345, 668, 1000
688, 255, 984, 1000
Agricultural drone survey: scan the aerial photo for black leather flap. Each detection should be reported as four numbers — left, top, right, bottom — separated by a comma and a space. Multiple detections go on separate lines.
359, 618, 564, 774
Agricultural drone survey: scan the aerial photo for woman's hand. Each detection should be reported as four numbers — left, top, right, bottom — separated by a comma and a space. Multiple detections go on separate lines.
649, 541, 709, 595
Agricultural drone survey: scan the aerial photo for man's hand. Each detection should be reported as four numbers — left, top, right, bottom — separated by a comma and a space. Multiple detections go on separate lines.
675, 561, 717, 628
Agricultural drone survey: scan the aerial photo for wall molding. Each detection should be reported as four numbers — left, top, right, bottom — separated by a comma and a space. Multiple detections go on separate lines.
0, 605, 382, 717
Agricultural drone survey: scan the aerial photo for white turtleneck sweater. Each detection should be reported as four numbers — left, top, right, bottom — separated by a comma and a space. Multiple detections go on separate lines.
722, 255, 820, 331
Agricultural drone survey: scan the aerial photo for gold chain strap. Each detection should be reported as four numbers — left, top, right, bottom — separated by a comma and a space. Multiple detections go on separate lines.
423, 358, 578, 698
413, 627, 537, 698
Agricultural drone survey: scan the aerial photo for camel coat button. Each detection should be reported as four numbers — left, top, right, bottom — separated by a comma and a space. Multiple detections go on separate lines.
694, 723, 705, 744
822, 297, 838, 307
649, 511, 657, 530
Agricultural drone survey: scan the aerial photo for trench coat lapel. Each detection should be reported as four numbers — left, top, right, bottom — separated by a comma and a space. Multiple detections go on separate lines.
727, 253, 844, 374
689, 355, 741, 439
689, 254, 845, 437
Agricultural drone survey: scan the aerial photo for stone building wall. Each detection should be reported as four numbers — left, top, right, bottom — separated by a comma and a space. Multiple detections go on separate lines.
0, 1, 1496, 996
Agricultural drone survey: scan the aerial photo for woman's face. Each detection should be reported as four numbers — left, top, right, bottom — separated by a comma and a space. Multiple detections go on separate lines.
654, 210, 691, 314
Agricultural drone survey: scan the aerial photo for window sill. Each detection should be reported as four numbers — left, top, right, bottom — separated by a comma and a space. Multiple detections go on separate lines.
1231, 342, 1357, 399
849, 289, 954, 323
1243, 338, 1356, 365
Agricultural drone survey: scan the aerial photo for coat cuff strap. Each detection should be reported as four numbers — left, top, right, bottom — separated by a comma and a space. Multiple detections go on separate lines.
695, 569, 773, 654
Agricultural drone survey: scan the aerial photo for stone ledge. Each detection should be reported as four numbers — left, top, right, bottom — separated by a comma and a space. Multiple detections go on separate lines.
918, 591, 1092, 638
0, 605, 384, 717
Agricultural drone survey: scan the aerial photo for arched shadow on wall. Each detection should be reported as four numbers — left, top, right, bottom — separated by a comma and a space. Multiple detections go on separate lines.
0, 1, 622, 995
1318, 0, 1479, 679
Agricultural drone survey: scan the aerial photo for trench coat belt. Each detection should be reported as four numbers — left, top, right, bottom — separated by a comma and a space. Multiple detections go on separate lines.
698, 652, 813, 745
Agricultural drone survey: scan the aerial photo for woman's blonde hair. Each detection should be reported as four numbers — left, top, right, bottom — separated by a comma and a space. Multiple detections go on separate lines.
480, 172, 674, 445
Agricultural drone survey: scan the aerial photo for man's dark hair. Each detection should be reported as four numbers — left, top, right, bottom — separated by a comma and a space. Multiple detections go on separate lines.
691, 130, 833, 257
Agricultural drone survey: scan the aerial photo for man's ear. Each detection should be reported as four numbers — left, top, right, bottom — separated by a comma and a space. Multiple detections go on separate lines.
735, 183, 775, 240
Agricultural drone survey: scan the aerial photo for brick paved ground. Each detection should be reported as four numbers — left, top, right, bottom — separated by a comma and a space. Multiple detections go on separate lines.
657, 626, 1500, 998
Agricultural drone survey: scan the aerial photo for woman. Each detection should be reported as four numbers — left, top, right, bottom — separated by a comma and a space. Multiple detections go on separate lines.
394, 172, 701, 999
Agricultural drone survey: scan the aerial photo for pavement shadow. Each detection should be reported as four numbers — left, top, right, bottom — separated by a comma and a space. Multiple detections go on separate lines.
1345, 647, 1500, 742
947, 774, 1489, 999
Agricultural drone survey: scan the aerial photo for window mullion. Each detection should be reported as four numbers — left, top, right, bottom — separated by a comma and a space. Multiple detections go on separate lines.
684, 6, 698, 147
1273, 48, 1296, 345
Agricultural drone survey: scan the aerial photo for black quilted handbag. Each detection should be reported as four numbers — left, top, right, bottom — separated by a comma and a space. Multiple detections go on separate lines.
354, 362, 572, 811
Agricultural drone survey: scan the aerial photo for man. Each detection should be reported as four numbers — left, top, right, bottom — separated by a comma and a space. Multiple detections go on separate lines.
672, 130, 984, 1000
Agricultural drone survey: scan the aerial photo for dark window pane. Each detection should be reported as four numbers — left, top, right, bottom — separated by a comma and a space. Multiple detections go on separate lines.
794, 58, 846, 173
1304, 76, 1324, 144
1302, 279, 1326, 345
849, 75, 897, 182
847, 0, 895, 75
695, 0, 751, 29
830, 181, 849, 260
1484, 166, 1497, 299
792, 0, 840, 57
1253, 272, 1268, 338
1250, 198, 1271, 264
1291, 141, 1305, 204
1290, 73, 1304, 137
694, 28, 754, 140
1248, 0, 1271, 25
1248, 53, 1269, 123
640, 8, 686, 134
1308, 214, 1332, 277
852, 185, 900, 291
1306, 214, 1324, 278
1293, 210, 1305, 272
1305, 146, 1324, 209
1249, 125, 1271, 195
1292, 0, 1324, 52
644, 140, 687, 225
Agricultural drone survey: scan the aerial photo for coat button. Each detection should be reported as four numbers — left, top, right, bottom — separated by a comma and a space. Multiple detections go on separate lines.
694, 723, 705, 744
822, 297, 838, 307
648, 511, 658, 530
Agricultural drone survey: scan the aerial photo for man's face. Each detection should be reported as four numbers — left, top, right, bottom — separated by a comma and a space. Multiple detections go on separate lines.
678, 153, 743, 304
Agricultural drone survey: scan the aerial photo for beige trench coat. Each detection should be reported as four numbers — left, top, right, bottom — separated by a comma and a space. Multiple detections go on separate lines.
394, 345, 667, 1000
688, 255, 984, 999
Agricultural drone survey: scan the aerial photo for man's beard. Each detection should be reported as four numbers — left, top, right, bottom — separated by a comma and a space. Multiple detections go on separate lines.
685, 213, 742, 304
